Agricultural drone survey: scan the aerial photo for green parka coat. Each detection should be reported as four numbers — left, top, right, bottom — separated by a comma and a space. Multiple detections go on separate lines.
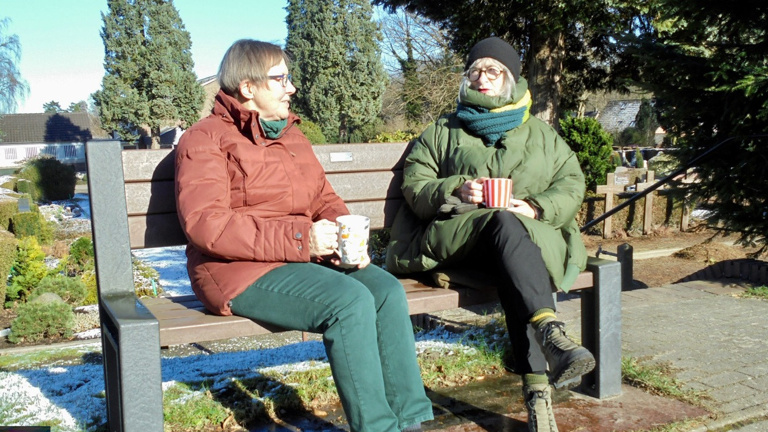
386, 79, 588, 292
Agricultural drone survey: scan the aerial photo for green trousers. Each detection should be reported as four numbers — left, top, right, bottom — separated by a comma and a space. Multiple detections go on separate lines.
230, 263, 434, 432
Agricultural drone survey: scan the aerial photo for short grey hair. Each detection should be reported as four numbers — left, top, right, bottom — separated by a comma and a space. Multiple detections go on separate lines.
459, 58, 516, 101
217, 39, 290, 97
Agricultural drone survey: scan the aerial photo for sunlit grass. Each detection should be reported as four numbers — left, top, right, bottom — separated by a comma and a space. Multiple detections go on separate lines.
621, 356, 706, 406
741, 285, 768, 300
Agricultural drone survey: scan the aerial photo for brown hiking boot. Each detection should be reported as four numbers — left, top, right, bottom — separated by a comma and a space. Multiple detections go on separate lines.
537, 320, 595, 387
523, 383, 559, 432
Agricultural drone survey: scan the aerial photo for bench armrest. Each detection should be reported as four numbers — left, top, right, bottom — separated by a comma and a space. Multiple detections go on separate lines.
99, 292, 164, 432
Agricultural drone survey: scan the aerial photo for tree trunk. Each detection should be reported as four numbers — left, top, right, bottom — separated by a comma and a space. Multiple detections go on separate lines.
150, 126, 161, 149
527, 26, 565, 128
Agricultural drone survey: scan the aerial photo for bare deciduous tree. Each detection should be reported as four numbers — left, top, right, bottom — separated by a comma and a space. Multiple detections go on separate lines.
379, 8, 463, 130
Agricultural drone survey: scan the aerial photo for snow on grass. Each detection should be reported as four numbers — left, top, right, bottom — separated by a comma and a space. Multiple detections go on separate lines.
1, 325, 471, 431
0, 192, 483, 430
132, 245, 192, 296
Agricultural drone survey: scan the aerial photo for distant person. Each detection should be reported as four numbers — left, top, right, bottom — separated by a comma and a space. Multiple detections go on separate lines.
174, 39, 433, 432
387, 36, 595, 432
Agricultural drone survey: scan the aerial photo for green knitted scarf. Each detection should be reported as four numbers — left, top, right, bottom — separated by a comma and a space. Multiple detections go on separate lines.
260, 118, 288, 139
455, 80, 532, 146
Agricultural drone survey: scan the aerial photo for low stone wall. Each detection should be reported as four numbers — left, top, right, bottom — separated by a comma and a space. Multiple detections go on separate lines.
680, 258, 768, 285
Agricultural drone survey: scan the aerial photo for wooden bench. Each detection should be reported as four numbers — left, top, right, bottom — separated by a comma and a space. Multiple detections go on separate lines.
85, 139, 622, 432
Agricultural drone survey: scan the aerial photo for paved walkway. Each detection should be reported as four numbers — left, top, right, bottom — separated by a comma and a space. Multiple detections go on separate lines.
565, 279, 768, 431
417, 277, 768, 432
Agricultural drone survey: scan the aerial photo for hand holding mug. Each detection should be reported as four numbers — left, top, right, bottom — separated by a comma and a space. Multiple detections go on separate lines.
456, 177, 487, 204
309, 219, 338, 257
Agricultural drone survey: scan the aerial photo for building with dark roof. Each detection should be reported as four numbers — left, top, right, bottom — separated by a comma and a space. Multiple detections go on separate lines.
0, 112, 110, 144
597, 100, 642, 134
0, 112, 110, 170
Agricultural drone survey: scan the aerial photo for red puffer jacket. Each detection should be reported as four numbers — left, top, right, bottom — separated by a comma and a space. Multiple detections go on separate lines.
175, 90, 348, 315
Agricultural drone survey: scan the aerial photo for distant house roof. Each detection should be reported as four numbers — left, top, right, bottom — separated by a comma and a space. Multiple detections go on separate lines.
0, 112, 110, 144
597, 100, 642, 133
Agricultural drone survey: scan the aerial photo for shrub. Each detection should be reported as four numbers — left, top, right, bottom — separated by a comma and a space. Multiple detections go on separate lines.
0, 198, 18, 230
8, 296, 74, 343
372, 130, 416, 143
10, 210, 54, 244
81, 269, 98, 305
635, 148, 645, 168
615, 127, 644, 147
31, 275, 88, 307
68, 236, 94, 274
15, 179, 33, 198
297, 120, 327, 144
0, 230, 17, 305
15, 156, 77, 201
6, 237, 49, 306
559, 116, 614, 190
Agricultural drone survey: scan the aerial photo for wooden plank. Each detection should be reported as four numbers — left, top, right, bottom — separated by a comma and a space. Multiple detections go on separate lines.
326, 171, 403, 202
124, 165, 402, 216
121, 142, 410, 183
570, 271, 595, 291
128, 214, 188, 249
157, 316, 283, 346
122, 148, 174, 182
313, 142, 410, 172
143, 281, 490, 346
125, 181, 176, 215
126, 198, 402, 249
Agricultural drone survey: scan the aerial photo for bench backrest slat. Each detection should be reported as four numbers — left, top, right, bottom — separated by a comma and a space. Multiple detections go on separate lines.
118, 141, 412, 250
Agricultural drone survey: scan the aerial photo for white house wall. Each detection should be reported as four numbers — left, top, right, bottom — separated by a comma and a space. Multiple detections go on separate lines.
0, 143, 85, 170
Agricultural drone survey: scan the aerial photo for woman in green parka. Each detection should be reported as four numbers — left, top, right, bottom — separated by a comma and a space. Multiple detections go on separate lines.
387, 37, 594, 432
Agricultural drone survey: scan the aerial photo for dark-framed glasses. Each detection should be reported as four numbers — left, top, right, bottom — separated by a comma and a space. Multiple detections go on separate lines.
467, 67, 502, 82
268, 73, 293, 87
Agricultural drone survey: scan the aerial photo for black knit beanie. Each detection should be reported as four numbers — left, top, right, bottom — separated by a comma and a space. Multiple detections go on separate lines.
465, 37, 521, 81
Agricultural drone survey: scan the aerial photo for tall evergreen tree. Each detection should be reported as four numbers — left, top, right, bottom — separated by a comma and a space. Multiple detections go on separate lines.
373, 0, 641, 127
93, 0, 204, 148
286, 0, 388, 142
621, 0, 768, 254
0, 17, 28, 114
43, 101, 63, 113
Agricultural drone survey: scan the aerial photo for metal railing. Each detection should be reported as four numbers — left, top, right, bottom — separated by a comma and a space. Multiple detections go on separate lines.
580, 135, 759, 233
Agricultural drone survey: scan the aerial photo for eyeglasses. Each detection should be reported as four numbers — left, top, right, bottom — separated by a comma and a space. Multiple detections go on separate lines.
466, 67, 503, 82
268, 74, 292, 87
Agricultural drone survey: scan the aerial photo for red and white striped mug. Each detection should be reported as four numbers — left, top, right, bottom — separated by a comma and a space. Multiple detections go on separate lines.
483, 178, 513, 208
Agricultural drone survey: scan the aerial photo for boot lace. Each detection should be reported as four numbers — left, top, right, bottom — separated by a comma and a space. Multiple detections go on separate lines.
540, 321, 573, 349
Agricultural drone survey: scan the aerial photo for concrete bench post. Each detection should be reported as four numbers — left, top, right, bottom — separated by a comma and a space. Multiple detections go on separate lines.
86, 140, 164, 432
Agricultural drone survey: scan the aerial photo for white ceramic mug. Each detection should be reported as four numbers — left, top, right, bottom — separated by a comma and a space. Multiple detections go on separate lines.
336, 215, 370, 265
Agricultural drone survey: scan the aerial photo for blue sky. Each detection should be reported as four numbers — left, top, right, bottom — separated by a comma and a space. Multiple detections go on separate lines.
1, 0, 290, 113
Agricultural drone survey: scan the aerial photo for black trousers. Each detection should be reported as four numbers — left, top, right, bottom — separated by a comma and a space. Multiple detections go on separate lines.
463, 211, 556, 375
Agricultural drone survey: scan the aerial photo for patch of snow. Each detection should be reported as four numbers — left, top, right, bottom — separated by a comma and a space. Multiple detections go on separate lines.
0, 326, 473, 431
74, 328, 101, 340
132, 246, 192, 296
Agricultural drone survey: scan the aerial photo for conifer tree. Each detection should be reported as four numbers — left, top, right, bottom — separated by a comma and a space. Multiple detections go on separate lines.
622, 0, 768, 254
93, 0, 204, 148
286, 0, 387, 142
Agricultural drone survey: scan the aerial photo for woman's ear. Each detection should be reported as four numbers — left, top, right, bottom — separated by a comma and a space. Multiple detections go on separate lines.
238, 80, 254, 100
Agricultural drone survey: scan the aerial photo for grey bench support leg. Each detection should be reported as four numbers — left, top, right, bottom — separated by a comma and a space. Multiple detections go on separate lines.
580, 257, 622, 399
87, 140, 164, 432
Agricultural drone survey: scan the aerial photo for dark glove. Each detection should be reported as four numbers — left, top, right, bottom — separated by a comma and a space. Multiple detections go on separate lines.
438, 195, 478, 219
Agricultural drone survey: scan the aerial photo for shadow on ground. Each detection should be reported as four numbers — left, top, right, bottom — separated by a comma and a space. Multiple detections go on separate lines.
261, 373, 710, 432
